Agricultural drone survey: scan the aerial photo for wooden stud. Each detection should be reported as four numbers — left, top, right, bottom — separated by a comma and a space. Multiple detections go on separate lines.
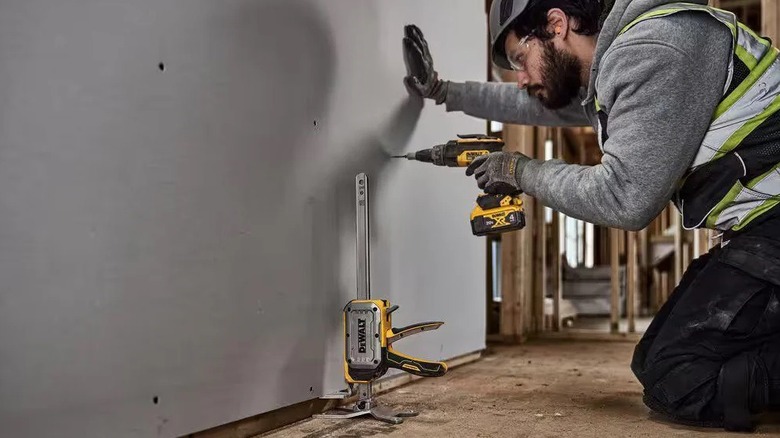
660, 271, 670, 306
485, 239, 495, 336
551, 129, 564, 331
762, 0, 779, 46
673, 206, 683, 286
627, 231, 637, 333
610, 228, 620, 334
498, 123, 536, 340
693, 229, 702, 259
652, 267, 662, 312
551, 217, 561, 331
499, 125, 521, 340
636, 228, 647, 316
500, 225, 517, 339
534, 128, 548, 333
520, 126, 536, 336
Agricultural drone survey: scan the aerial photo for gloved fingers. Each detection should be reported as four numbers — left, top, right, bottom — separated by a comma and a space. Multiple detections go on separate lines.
403, 37, 427, 80
485, 181, 517, 195
406, 25, 428, 55
416, 30, 433, 63
405, 25, 433, 72
403, 34, 423, 58
477, 174, 489, 190
465, 155, 488, 176
473, 165, 487, 180
404, 24, 421, 40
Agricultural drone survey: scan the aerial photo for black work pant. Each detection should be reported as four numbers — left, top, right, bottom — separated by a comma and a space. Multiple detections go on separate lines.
631, 217, 780, 430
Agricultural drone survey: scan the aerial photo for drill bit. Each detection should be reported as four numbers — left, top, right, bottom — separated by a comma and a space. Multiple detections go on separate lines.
392, 150, 433, 162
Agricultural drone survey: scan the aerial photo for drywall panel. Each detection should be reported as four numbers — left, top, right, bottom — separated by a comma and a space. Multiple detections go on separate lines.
0, 1, 487, 436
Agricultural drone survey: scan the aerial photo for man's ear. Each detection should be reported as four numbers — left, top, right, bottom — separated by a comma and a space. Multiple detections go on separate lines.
547, 8, 569, 38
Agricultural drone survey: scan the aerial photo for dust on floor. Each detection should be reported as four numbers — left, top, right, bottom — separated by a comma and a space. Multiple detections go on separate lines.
261, 340, 780, 438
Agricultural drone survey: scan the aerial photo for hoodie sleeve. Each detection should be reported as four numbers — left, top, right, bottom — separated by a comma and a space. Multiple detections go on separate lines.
445, 81, 592, 127
517, 13, 732, 230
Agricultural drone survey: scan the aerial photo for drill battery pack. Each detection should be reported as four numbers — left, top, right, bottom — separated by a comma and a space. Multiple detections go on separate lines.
343, 300, 447, 384
470, 193, 526, 236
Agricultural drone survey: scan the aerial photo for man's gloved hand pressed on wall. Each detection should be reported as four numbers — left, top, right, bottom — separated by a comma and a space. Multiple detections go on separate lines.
407, 0, 780, 432
402, 24, 448, 104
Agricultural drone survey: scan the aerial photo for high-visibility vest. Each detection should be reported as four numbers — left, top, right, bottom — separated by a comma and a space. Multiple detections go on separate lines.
595, 2, 780, 232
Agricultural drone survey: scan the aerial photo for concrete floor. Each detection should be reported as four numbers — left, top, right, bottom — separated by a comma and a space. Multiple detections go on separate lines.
262, 340, 780, 438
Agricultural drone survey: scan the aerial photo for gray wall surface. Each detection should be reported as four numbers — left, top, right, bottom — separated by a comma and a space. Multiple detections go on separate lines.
0, 1, 487, 436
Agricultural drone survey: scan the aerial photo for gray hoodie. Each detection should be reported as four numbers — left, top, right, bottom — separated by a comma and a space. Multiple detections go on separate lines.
446, 0, 732, 230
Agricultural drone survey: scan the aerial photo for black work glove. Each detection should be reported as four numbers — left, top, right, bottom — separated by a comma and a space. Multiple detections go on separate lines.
465, 152, 531, 195
403, 24, 448, 104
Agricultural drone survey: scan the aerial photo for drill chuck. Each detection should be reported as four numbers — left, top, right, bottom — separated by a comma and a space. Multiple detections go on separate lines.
409, 149, 434, 163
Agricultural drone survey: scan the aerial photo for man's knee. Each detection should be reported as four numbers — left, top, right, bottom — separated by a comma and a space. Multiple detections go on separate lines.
716, 352, 770, 432
639, 352, 772, 431
642, 363, 720, 424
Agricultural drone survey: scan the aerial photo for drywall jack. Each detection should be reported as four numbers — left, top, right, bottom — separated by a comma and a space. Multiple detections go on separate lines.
314, 173, 448, 424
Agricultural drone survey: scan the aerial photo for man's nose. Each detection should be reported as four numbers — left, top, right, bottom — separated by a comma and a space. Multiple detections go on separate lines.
515, 71, 530, 88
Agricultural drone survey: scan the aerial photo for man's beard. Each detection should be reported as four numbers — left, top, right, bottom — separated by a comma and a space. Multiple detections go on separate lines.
528, 40, 583, 110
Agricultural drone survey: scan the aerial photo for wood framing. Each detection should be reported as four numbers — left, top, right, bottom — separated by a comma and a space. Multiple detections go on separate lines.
610, 228, 620, 333
550, 129, 564, 331
673, 211, 683, 285
519, 126, 537, 336
499, 123, 536, 341
763, 0, 779, 42
638, 228, 649, 315
500, 217, 518, 339
534, 128, 549, 332
627, 231, 637, 333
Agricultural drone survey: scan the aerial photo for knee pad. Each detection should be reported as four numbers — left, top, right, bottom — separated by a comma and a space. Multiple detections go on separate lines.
717, 353, 769, 432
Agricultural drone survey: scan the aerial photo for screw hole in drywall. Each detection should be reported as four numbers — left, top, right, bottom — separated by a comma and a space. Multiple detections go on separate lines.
153, 396, 159, 405
158, 63, 165, 72
313, 120, 318, 127
309, 387, 313, 392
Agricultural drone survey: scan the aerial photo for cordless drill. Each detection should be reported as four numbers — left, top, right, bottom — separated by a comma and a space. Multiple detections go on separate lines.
393, 134, 526, 236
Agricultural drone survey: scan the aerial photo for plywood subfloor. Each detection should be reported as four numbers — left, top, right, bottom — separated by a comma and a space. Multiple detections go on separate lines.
261, 340, 780, 438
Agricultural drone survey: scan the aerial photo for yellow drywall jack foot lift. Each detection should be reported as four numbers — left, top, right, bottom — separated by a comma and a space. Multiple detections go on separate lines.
314, 173, 448, 425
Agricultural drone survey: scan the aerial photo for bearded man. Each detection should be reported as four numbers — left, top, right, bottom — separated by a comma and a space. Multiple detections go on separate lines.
403, 0, 780, 432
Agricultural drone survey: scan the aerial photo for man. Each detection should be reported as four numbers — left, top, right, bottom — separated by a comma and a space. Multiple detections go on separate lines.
403, 0, 780, 432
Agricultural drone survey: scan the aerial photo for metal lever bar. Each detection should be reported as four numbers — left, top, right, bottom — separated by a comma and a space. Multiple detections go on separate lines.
356, 173, 369, 300
386, 321, 444, 345
354, 173, 372, 406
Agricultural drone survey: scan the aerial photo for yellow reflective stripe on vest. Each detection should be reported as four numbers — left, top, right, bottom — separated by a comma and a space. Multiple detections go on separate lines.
736, 45, 758, 69
705, 182, 744, 229
617, 2, 780, 230
714, 47, 779, 121
717, 89, 780, 160
710, 164, 780, 230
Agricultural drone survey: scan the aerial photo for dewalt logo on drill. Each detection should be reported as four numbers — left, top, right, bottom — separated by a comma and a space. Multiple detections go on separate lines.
357, 319, 367, 353
490, 213, 509, 228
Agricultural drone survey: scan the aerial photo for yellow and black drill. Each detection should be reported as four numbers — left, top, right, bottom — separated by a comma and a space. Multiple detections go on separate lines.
393, 134, 526, 236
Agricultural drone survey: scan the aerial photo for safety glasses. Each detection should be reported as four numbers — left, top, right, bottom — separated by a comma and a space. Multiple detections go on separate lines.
507, 33, 534, 72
